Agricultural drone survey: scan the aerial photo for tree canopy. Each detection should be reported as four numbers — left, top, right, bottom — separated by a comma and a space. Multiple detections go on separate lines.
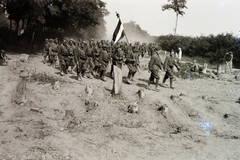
0, 0, 109, 50
162, 0, 187, 36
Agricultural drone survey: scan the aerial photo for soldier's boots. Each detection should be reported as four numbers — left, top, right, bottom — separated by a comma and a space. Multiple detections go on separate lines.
130, 76, 134, 81
77, 74, 83, 81
68, 69, 74, 74
131, 72, 136, 81
82, 73, 87, 78
126, 73, 132, 84
60, 71, 64, 76
52, 62, 56, 68
92, 71, 97, 76
148, 78, 154, 85
43, 57, 47, 64
100, 76, 107, 82
87, 73, 93, 79
161, 78, 167, 87
155, 79, 160, 89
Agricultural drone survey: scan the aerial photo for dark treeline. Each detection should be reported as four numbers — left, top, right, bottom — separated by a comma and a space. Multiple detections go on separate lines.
0, 0, 108, 52
156, 34, 240, 67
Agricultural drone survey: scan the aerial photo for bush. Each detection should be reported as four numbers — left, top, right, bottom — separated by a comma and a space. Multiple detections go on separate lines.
156, 33, 240, 68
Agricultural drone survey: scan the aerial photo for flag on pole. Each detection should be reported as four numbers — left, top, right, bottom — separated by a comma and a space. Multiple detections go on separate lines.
112, 19, 125, 43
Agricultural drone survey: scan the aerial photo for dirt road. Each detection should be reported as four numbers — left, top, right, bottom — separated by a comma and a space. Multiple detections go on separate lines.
0, 53, 239, 160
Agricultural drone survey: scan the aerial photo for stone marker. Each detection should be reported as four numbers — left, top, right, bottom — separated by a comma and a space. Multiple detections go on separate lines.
112, 65, 123, 97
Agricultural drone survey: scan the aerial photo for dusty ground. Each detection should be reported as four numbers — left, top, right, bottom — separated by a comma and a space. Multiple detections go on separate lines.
0, 52, 240, 160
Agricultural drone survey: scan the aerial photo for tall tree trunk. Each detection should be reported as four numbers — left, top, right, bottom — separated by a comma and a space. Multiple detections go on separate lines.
15, 19, 20, 44
31, 24, 36, 46
174, 13, 179, 36
9, 19, 12, 42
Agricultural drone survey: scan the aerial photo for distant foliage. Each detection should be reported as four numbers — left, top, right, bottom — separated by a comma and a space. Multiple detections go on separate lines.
0, 0, 109, 51
156, 33, 240, 67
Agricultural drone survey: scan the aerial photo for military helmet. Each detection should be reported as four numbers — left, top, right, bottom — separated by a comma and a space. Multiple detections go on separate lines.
102, 44, 107, 48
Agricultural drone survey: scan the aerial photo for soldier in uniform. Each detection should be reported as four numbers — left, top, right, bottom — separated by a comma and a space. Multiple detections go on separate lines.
99, 44, 111, 81
58, 39, 70, 76
42, 38, 50, 64
49, 38, 59, 68
110, 44, 125, 78
125, 44, 139, 84
148, 47, 163, 89
133, 42, 141, 58
0, 49, 7, 64
74, 42, 88, 81
67, 39, 76, 74
162, 51, 180, 89
83, 41, 94, 78
141, 43, 147, 58
148, 43, 155, 56
92, 42, 101, 76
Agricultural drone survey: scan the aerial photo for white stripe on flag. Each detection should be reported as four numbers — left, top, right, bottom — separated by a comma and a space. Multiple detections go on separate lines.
114, 24, 124, 43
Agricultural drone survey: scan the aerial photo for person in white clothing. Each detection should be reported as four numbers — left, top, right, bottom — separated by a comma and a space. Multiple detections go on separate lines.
178, 47, 182, 60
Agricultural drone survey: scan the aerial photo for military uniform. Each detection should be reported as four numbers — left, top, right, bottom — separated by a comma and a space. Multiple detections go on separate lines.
162, 52, 180, 89
74, 46, 88, 80
133, 43, 141, 58
67, 40, 76, 73
125, 45, 139, 83
99, 45, 111, 81
140, 44, 147, 58
83, 42, 94, 78
0, 49, 7, 64
58, 41, 70, 75
148, 44, 155, 56
148, 49, 163, 88
92, 44, 101, 76
49, 39, 59, 68
110, 46, 125, 78
42, 39, 50, 64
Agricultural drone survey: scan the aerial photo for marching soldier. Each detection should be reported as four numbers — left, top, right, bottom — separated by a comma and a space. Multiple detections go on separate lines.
74, 43, 88, 81
99, 44, 111, 81
0, 49, 7, 64
49, 38, 59, 68
67, 39, 76, 74
110, 44, 125, 78
84, 41, 94, 78
92, 42, 101, 76
125, 44, 139, 84
148, 47, 163, 89
133, 42, 141, 58
162, 51, 180, 89
148, 43, 155, 56
42, 38, 50, 64
58, 39, 70, 76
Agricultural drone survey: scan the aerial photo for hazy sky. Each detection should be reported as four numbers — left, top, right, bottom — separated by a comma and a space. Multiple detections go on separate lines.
103, 0, 240, 38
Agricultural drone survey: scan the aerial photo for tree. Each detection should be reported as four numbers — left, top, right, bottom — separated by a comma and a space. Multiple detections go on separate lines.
162, 0, 187, 36
4, 0, 109, 50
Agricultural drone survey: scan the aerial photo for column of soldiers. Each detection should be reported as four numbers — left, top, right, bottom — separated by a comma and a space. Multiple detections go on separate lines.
42, 38, 178, 89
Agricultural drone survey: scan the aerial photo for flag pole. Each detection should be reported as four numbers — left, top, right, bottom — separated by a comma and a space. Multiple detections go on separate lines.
116, 12, 130, 44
